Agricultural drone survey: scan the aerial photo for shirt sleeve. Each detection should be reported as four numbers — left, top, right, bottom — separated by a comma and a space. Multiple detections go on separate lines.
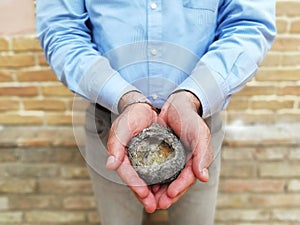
36, 0, 139, 114
175, 0, 277, 118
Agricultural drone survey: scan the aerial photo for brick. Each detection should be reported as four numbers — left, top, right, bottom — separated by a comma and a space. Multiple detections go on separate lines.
275, 19, 288, 34
11, 128, 80, 148
260, 52, 282, 67
251, 100, 294, 111
220, 179, 285, 193
291, 19, 300, 33
0, 113, 43, 125
69, 97, 90, 111
255, 68, 300, 81
0, 197, 8, 210
0, 164, 59, 178
46, 112, 85, 125
243, 223, 299, 225
281, 53, 300, 67
72, 112, 86, 125
271, 36, 300, 51
215, 209, 270, 222
12, 36, 41, 51
225, 124, 298, 147
235, 85, 277, 97
276, 1, 300, 17
38, 179, 92, 194
42, 85, 74, 97
259, 162, 300, 178
0, 70, 13, 82
16, 69, 57, 82
227, 112, 276, 125
226, 98, 249, 111
287, 180, 300, 192
0, 99, 19, 111
217, 194, 249, 208
220, 162, 257, 178
9, 195, 61, 210
0, 212, 23, 223
23, 99, 66, 111
222, 147, 253, 160
0, 86, 38, 96
0, 37, 9, 51
272, 209, 300, 222
255, 147, 287, 161
0, 129, 22, 148
0, 54, 35, 67
60, 166, 89, 178
0, 179, 36, 193
87, 212, 100, 223
249, 194, 300, 207
276, 112, 300, 123
279, 85, 300, 96
289, 148, 300, 160
25, 211, 85, 223
0, 149, 18, 162
37, 53, 49, 66
63, 196, 95, 209
46, 113, 73, 125
20, 147, 78, 163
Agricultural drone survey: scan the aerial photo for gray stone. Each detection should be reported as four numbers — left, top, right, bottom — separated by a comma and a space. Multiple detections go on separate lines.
127, 123, 186, 185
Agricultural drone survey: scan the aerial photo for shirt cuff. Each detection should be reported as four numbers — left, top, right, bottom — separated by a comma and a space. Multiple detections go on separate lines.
174, 62, 227, 118
77, 57, 139, 115
98, 73, 140, 114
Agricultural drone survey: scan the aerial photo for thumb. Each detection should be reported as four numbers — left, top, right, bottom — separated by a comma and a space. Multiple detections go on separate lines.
153, 116, 167, 127
106, 132, 126, 170
192, 146, 213, 182
193, 155, 210, 182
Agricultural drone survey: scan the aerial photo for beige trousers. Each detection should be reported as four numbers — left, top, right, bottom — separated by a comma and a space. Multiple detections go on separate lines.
83, 104, 223, 225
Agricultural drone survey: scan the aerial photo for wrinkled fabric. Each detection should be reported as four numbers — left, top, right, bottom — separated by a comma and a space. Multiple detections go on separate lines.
36, 0, 276, 117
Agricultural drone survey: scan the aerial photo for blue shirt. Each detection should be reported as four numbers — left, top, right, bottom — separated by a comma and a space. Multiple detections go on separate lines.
36, 0, 276, 118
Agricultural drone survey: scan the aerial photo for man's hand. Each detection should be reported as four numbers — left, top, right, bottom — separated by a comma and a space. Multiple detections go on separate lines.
157, 91, 213, 209
105, 91, 158, 213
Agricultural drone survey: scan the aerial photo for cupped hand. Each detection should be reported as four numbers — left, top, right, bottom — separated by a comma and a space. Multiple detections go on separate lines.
156, 91, 213, 209
105, 93, 158, 213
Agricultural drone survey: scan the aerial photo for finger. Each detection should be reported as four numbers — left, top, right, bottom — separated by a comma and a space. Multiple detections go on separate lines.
117, 157, 149, 198
153, 116, 167, 127
133, 189, 157, 213
157, 101, 168, 116
106, 106, 156, 170
141, 194, 157, 213
151, 184, 161, 194
192, 131, 214, 182
153, 184, 168, 204
158, 189, 186, 210
105, 115, 132, 170
117, 157, 157, 213
167, 160, 196, 198
106, 131, 126, 170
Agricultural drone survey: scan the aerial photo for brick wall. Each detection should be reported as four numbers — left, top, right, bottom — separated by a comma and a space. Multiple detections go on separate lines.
0, 1, 299, 225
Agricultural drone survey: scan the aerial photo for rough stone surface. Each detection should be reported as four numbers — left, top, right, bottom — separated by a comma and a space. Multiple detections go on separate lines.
127, 124, 186, 185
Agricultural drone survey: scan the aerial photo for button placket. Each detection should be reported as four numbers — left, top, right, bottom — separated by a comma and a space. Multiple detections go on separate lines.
150, 48, 158, 56
150, 2, 157, 10
147, 1, 162, 100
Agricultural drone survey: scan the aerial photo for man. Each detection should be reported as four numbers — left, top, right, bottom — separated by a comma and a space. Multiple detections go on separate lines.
36, 1, 276, 224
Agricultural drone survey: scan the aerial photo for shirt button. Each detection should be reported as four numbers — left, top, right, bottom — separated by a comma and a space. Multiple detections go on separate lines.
152, 94, 158, 100
151, 48, 158, 56
150, 3, 157, 10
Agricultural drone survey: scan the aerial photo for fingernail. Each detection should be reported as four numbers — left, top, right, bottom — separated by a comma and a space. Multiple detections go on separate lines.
201, 168, 208, 177
165, 202, 172, 209
106, 156, 115, 168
